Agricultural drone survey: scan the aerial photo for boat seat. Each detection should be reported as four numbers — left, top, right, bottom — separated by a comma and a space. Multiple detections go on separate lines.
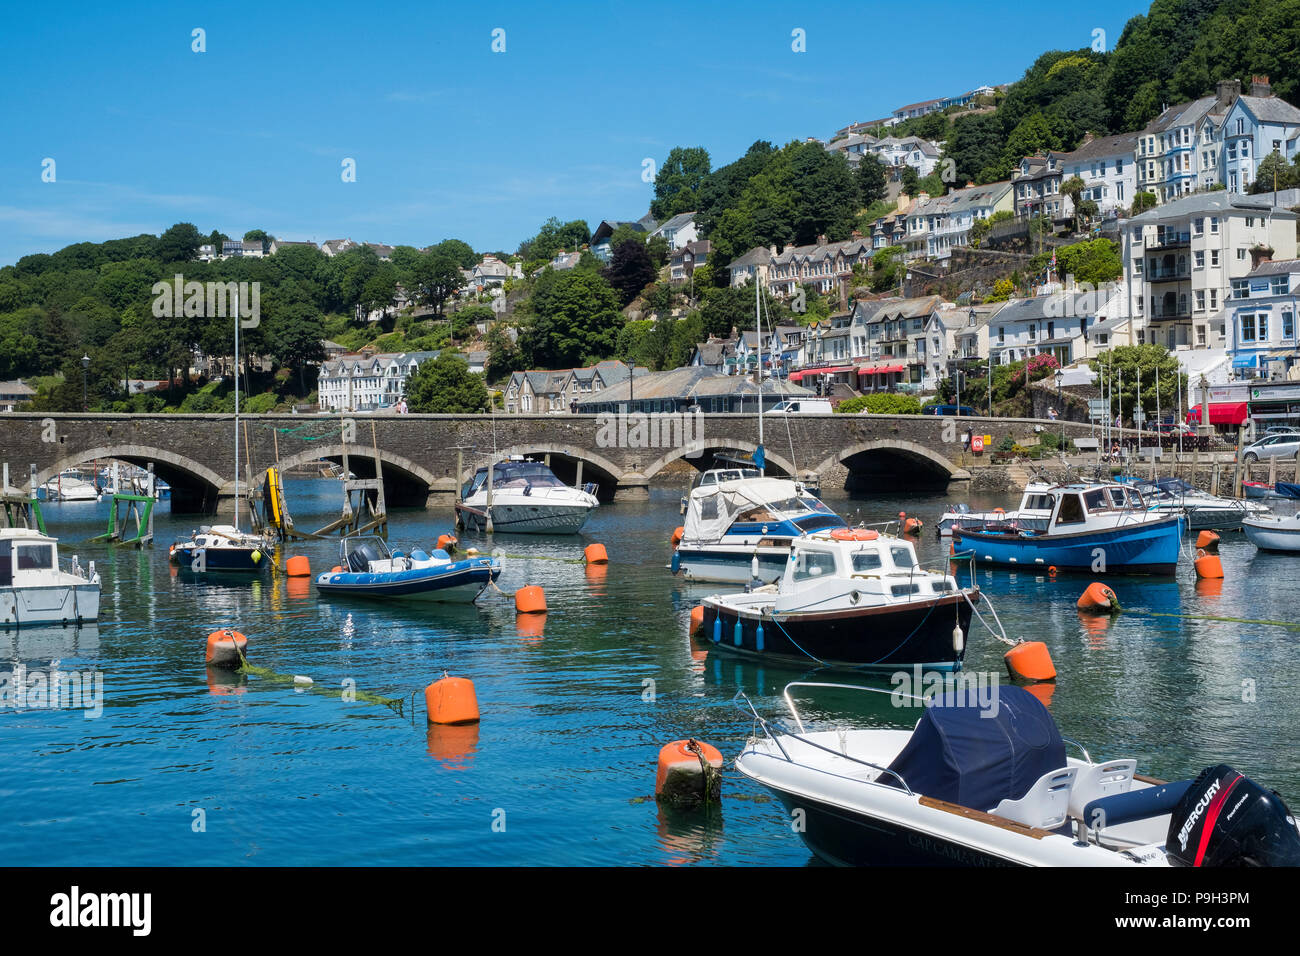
1067, 759, 1136, 822
410, 549, 430, 562
430, 549, 451, 561
1081, 779, 1192, 830
990, 766, 1077, 830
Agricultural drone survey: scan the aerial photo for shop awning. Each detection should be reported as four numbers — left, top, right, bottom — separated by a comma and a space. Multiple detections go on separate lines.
1232, 354, 1258, 369
1208, 402, 1249, 425
858, 363, 905, 375
790, 366, 854, 381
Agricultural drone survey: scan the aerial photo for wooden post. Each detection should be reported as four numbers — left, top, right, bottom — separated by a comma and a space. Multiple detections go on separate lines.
147, 463, 155, 543
1234, 461, 1242, 498
575, 459, 584, 489
1269, 454, 1278, 490
1211, 462, 1219, 496
370, 421, 386, 537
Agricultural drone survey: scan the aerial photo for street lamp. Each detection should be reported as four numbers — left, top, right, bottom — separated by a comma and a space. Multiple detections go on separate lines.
81, 354, 91, 412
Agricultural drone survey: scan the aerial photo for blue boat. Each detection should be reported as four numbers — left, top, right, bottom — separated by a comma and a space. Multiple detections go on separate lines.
170, 525, 273, 573
951, 481, 1184, 575
315, 536, 501, 603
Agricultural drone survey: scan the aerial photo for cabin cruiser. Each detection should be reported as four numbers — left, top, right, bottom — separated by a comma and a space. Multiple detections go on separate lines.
697, 528, 976, 670
0, 528, 100, 627
456, 458, 598, 534
169, 525, 274, 573
735, 682, 1300, 866
1128, 476, 1268, 531
316, 536, 501, 602
673, 466, 845, 584
952, 481, 1183, 575
936, 480, 1055, 537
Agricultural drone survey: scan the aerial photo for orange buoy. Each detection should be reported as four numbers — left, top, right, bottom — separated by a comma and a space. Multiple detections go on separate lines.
689, 605, 705, 636
904, 517, 922, 535
1004, 640, 1056, 681
515, 585, 547, 614
425, 674, 480, 725
671, 526, 684, 549
205, 628, 247, 669
1076, 582, 1120, 614
1194, 548, 1224, 579
993, 507, 1006, 515
1048, 565, 1058, 576
655, 739, 723, 808
1195, 530, 1220, 553
584, 542, 609, 564
285, 555, 311, 577
436, 534, 458, 553
330, 565, 344, 573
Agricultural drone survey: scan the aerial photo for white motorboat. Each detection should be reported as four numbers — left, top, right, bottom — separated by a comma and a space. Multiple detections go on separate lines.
1242, 513, 1300, 552
456, 458, 598, 534
935, 481, 1055, 537
673, 466, 845, 584
698, 527, 975, 670
1129, 476, 1269, 531
39, 471, 99, 502
735, 682, 1300, 867
0, 528, 100, 627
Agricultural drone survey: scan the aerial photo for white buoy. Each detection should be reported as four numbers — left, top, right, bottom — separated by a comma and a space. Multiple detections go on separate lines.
952, 625, 965, 654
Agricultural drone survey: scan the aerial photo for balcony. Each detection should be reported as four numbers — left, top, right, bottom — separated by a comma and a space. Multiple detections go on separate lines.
1146, 265, 1191, 282
1148, 232, 1191, 252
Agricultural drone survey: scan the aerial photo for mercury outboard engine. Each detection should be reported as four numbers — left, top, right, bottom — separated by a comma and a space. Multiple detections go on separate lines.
1166, 764, 1300, 866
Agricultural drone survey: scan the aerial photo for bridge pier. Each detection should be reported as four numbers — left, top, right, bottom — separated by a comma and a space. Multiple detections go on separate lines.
613, 473, 650, 501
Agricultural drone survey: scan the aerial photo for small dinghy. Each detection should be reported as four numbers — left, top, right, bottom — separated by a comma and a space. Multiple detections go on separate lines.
1243, 513, 1300, 553
735, 682, 1300, 867
315, 536, 501, 603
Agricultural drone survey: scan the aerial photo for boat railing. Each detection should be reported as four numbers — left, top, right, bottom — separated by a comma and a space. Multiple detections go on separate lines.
733, 686, 917, 795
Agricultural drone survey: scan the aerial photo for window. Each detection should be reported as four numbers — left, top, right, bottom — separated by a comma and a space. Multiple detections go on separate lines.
1210, 217, 1220, 234
850, 550, 882, 572
1210, 289, 1219, 309
793, 551, 837, 581
1272, 276, 1289, 296
1056, 494, 1086, 524
1233, 279, 1250, 298
889, 545, 916, 569
1238, 248, 1249, 261
1260, 314, 1269, 340
1241, 314, 1257, 342
1211, 250, 1220, 267
1195, 250, 1205, 269
1196, 290, 1206, 311
1242, 141, 1249, 157
1197, 326, 1207, 346
16, 545, 53, 570
1285, 311, 1295, 339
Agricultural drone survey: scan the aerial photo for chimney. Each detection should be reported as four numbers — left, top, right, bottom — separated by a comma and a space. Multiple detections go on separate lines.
1251, 245, 1274, 270
769, 244, 778, 256
1251, 75, 1272, 97
917, 192, 930, 202
1216, 78, 1242, 108
851, 229, 862, 240
816, 234, 828, 245
1079, 131, 1095, 148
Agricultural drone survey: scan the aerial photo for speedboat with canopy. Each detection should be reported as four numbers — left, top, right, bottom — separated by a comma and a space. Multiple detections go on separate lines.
315, 536, 501, 602
697, 527, 976, 670
735, 682, 1300, 866
456, 458, 599, 534
951, 480, 1183, 575
673, 465, 845, 584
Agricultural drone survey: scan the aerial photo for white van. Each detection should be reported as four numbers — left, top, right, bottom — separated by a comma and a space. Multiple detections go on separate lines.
767, 399, 833, 415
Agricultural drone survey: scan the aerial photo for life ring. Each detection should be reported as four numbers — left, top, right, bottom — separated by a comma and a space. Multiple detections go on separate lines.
831, 528, 879, 541
993, 507, 1006, 514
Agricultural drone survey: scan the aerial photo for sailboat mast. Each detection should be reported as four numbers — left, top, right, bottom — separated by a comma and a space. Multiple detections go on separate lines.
234, 290, 241, 532
756, 277, 763, 467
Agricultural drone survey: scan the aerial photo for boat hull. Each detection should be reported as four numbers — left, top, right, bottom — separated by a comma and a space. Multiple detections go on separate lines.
699, 592, 974, 671
674, 543, 792, 584
0, 584, 100, 628
952, 516, 1182, 575
315, 561, 500, 603
456, 502, 592, 534
1243, 519, 1300, 553
170, 546, 270, 573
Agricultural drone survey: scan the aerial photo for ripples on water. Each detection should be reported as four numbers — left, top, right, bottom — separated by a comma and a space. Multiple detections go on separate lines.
3, 479, 1298, 865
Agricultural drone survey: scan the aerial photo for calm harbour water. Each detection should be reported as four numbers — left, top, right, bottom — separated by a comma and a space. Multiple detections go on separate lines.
4, 477, 1299, 866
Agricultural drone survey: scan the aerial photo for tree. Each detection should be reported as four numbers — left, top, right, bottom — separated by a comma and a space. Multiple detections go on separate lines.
870, 247, 905, 293
855, 156, 887, 206
485, 321, 525, 379
651, 146, 711, 220
404, 352, 488, 413
603, 239, 657, 306
1251, 151, 1300, 193
1094, 344, 1186, 423
521, 269, 624, 367
1060, 175, 1086, 228
697, 284, 780, 339
157, 222, 204, 263
518, 217, 590, 262
429, 238, 478, 270
408, 251, 462, 315
263, 298, 325, 394
1131, 191, 1158, 214
899, 165, 920, 197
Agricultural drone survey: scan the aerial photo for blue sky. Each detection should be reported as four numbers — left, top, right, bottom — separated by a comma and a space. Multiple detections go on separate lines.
0, 0, 1151, 267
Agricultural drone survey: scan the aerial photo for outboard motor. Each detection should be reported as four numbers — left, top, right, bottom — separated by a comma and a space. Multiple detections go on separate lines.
347, 542, 382, 573
1166, 764, 1300, 866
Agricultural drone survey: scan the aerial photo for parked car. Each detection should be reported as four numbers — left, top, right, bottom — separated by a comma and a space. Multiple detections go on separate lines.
923, 404, 976, 416
1239, 433, 1300, 463
1262, 425, 1300, 437
767, 399, 833, 415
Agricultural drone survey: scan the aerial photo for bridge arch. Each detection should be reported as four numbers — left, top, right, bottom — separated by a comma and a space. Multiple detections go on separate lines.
641, 439, 798, 481
35, 445, 226, 513
814, 439, 968, 493
264, 443, 440, 508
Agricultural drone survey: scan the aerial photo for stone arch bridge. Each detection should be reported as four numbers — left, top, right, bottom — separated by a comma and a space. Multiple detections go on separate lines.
1, 412, 1098, 513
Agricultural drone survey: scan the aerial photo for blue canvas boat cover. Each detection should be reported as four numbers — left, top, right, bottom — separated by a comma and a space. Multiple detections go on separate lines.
1276, 482, 1300, 499
885, 685, 1065, 811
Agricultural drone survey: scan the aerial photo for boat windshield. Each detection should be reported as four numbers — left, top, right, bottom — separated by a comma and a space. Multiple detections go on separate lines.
791, 550, 837, 581
850, 549, 882, 571
734, 495, 830, 522
889, 544, 916, 569
464, 462, 566, 496
697, 468, 760, 487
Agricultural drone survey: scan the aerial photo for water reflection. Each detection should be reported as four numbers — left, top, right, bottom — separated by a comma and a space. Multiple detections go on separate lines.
655, 802, 724, 866
3, 623, 101, 661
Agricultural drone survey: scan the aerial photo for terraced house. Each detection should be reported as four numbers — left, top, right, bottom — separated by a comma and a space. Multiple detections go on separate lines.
764, 235, 873, 298
1050, 131, 1139, 218
902, 181, 1014, 262
317, 349, 440, 412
